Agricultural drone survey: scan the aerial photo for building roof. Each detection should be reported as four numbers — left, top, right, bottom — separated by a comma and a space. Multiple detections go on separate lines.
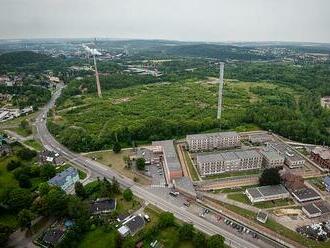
246, 185, 289, 200
267, 141, 304, 163
48, 167, 78, 187
260, 148, 284, 161
42, 229, 65, 245
90, 198, 116, 214
303, 201, 330, 216
118, 225, 130, 236
123, 215, 145, 235
197, 149, 261, 164
152, 140, 181, 171
324, 176, 330, 186
187, 131, 239, 140
312, 147, 330, 160
292, 187, 321, 202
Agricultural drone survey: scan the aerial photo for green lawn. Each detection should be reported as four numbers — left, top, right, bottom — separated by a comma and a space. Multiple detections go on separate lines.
23, 139, 43, 151
183, 149, 199, 181
213, 184, 259, 194
204, 169, 261, 180
227, 193, 295, 209
9, 126, 32, 137
78, 227, 119, 248
0, 156, 19, 199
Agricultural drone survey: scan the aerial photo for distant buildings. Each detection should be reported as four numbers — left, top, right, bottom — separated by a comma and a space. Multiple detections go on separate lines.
196, 149, 262, 177
266, 141, 305, 168
320, 96, 330, 109
130, 147, 160, 165
245, 185, 290, 204
0, 107, 33, 122
48, 167, 79, 191
186, 131, 240, 152
152, 140, 183, 181
311, 147, 330, 170
39, 150, 65, 165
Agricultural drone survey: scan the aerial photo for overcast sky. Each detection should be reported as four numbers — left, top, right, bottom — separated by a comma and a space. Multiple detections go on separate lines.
0, 0, 329, 43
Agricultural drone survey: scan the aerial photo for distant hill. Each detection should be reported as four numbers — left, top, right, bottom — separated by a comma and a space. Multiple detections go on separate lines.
165, 44, 275, 61
0, 51, 53, 66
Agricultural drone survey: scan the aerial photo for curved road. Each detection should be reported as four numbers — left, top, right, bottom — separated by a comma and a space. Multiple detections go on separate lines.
35, 86, 286, 248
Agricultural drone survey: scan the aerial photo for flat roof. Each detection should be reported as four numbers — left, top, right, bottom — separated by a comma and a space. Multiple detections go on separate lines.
267, 141, 304, 162
260, 148, 284, 161
292, 187, 321, 202
246, 185, 289, 200
152, 140, 181, 171
187, 131, 239, 140
197, 149, 261, 164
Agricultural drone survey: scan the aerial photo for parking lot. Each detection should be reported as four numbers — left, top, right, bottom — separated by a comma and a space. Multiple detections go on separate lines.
145, 162, 166, 187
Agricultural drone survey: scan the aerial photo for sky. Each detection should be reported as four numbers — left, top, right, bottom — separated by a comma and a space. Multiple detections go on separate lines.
0, 0, 329, 43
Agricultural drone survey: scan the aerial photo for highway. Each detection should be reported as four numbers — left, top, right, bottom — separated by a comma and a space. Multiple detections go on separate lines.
35, 85, 287, 248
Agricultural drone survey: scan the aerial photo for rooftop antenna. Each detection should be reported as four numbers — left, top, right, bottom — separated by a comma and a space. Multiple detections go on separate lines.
217, 62, 225, 120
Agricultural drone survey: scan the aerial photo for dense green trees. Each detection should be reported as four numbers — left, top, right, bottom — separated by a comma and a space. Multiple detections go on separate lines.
40, 164, 56, 180
158, 212, 175, 228
259, 168, 281, 186
17, 209, 34, 230
136, 158, 145, 171
207, 234, 225, 248
123, 188, 133, 201
74, 181, 87, 199
113, 142, 122, 153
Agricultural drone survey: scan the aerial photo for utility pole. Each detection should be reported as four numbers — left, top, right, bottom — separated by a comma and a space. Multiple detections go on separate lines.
217, 62, 225, 120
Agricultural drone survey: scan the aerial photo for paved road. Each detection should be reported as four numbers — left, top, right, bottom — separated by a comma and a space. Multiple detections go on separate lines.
35, 85, 289, 248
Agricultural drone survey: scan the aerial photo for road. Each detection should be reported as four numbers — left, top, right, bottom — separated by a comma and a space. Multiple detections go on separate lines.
35, 85, 289, 248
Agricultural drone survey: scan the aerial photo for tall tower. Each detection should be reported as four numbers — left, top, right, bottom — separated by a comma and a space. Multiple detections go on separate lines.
217, 62, 224, 120
93, 54, 102, 98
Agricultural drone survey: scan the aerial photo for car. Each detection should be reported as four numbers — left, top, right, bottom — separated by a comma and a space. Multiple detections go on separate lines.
169, 191, 179, 197
183, 202, 190, 207
199, 213, 205, 218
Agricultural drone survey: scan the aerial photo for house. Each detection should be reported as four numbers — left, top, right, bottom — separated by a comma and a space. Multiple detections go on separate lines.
48, 167, 79, 191
324, 176, 330, 192
245, 185, 290, 204
90, 198, 116, 214
42, 229, 65, 247
118, 215, 145, 237
39, 150, 64, 165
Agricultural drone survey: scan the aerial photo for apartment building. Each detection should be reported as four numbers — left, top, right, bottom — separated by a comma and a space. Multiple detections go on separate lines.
186, 131, 240, 152
259, 147, 285, 168
266, 141, 305, 168
311, 147, 330, 170
196, 149, 262, 177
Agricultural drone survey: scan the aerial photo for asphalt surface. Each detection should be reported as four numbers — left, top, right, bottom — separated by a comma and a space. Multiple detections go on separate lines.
35, 85, 287, 248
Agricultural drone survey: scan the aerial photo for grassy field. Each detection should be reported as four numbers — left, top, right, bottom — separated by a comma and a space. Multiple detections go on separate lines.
78, 227, 118, 248
23, 139, 43, 151
204, 169, 261, 180
212, 184, 259, 194
0, 155, 19, 199
84, 149, 150, 185
51, 80, 298, 151
182, 148, 199, 181
227, 193, 295, 209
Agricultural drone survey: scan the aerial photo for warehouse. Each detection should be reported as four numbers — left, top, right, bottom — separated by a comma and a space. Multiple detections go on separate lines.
245, 185, 290, 204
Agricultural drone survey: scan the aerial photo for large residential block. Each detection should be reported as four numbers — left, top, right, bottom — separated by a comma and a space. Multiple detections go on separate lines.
186, 131, 240, 152
196, 149, 262, 177
259, 147, 285, 168
266, 141, 305, 168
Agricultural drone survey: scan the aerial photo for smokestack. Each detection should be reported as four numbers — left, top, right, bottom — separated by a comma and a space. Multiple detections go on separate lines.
217, 62, 224, 120
93, 54, 102, 98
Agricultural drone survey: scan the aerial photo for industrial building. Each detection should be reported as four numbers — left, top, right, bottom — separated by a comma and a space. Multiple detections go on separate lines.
266, 141, 305, 168
152, 140, 183, 182
196, 149, 262, 177
259, 147, 285, 168
302, 201, 330, 218
311, 147, 330, 170
245, 185, 290, 204
186, 131, 240, 152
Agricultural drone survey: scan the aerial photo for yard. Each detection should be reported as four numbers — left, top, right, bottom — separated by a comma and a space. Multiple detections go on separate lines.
204, 169, 261, 180
84, 149, 151, 185
78, 227, 119, 248
227, 192, 295, 209
182, 148, 199, 181
23, 139, 43, 151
